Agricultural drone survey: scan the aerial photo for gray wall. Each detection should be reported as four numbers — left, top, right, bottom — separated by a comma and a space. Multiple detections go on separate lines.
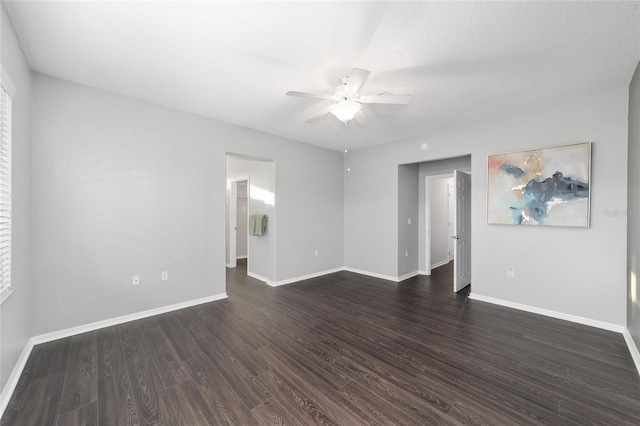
0, 4, 32, 392
345, 88, 628, 325
629, 61, 640, 346
397, 164, 419, 277
274, 143, 343, 280
344, 149, 398, 276
31, 73, 344, 335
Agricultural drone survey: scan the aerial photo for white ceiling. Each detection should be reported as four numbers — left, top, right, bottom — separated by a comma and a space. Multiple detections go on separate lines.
4, 1, 640, 151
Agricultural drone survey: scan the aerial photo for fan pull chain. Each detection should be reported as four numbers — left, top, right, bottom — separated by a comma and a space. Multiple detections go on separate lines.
344, 123, 351, 174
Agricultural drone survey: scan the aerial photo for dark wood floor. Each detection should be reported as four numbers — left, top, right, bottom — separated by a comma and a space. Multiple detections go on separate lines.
3, 260, 640, 425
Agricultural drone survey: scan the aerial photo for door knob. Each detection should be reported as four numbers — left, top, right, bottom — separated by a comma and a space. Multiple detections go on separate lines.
452, 235, 461, 240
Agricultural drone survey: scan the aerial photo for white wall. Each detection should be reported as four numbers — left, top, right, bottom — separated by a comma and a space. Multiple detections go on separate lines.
226, 156, 275, 280
236, 183, 247, 258
628, 61, 640, 345
345, 88, 628, 325
31, 73, 344, 335
0, 4, 32, 393
429, 177, 453, 268
397, 164, 419, 278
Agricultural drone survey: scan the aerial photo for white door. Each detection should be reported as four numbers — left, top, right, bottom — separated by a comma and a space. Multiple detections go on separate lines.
453, 170, 471, 292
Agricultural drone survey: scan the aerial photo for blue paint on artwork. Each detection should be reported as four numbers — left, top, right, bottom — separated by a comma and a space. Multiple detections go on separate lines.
509, 206, 523, 224
510, 171, 588, 224
500, 164, 525, 178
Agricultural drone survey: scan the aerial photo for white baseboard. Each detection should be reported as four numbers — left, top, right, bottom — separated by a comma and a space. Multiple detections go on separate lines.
225, 263, 233, 268
468, 293, 625, 333
247, 265, 424, 285
249, 266, 422, 285
236, 255, 247, 260
343, 267, 399, 282
30, 292, 228, 345
0, 292, 229, 419
271, 267, 344, 287
623, 328, 640, 375
419, 270, 431, 276
430, 260, 450, 269
247, 271, 274, 285
343, 267, 421, 283
0, 341, 33, 417
248, 267, 344, 287
397, 271, 420, 282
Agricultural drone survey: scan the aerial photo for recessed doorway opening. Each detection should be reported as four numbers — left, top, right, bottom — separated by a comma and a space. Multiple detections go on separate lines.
225, 154, 276, 289
419, 155, 472, 293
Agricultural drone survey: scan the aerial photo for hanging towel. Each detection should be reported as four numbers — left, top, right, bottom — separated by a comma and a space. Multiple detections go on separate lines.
249, 214, 263, 236
254, 214, 263, 236
249, 214, 258, 235
249, 214, 268, 236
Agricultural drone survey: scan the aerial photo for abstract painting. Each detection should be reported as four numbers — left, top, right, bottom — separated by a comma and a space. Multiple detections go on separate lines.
487, 142, 591, 227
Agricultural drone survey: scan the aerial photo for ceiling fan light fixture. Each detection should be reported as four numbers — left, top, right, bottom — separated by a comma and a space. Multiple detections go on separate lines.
330, 101, 361, 123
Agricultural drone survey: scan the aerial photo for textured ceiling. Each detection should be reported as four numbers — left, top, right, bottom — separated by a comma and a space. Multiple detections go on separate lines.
4, 1, 640, 151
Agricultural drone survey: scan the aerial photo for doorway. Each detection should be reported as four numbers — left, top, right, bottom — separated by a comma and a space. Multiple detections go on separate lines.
225, 154, 276, 285
419, 155, 472, 292
228, 179, 248, 268
426, 175, 454, 271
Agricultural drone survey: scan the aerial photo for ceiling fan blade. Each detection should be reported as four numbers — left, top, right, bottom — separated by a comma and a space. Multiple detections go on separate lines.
359, 94, 411, 104
304, 105, 332, 123
286, 91, 334, 101
354, 110, 370, 126
345, 68, 370, 94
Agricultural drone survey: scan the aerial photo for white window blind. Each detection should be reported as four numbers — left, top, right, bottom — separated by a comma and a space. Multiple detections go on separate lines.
0, 71, 13, 297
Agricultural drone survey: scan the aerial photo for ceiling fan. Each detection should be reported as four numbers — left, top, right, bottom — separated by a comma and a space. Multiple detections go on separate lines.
286, 68, 411, 125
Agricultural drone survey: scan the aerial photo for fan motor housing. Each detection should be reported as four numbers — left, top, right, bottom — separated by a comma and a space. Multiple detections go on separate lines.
333, 84, 358, 102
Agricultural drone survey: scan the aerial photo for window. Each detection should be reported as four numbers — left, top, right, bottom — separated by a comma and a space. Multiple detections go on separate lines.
0, 68, 14, 304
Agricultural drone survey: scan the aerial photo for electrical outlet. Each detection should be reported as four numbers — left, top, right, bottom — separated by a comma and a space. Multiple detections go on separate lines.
507, 268, 515, 278
405, 251, 409, 258
408, 218, 412, 225
132, 275, 140, 286
161, 271, 169, 281
314, 249, 319, 256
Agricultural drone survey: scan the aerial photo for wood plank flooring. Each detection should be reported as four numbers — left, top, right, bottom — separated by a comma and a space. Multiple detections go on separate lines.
3, 260, 640, 425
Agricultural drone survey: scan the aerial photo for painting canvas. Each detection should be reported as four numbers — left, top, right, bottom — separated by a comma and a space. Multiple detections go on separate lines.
487, 142, 591, 227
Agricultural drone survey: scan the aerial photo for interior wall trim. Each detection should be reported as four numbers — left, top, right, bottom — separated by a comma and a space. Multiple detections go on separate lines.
0, 291, 228, 418
430, 260, 450, 270
249, 266, 417, 285
397, 271, 420, 282
623, 328, 640, 375
247, 271, 274, 285
343, 267, 400, 282
29, 292, 229, 345
270, 268, 345, 287
469, 293, 640, 376
0, 341, 32, 417
469, 293, 626, 333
